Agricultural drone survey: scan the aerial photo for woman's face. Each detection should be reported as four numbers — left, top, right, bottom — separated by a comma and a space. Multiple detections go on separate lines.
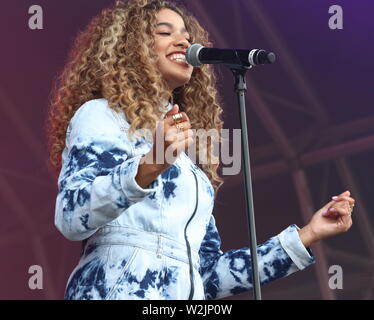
154, 9, 193, 91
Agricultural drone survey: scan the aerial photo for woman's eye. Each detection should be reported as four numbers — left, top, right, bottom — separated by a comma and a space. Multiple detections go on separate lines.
157, 32, 192, 43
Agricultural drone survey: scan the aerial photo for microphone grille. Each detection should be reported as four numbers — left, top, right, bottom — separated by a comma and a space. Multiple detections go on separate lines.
186, 43, 204, 67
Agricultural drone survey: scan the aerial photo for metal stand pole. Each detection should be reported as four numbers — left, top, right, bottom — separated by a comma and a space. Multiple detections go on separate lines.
228, 65, 261, 300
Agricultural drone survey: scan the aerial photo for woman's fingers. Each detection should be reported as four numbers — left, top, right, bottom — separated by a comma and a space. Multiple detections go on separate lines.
322, 206, 352, 218
332, 195, 354, 202
322, 207, 349, 218
165, 128, 193, 142
164, 116, 191, 138
338, 190, 350, 197
165, 128, 194, 157
156, 107, 194, 165
165, 111, 190, 126
332, 195, 355, 205
166, 133, 194, 158
165, 104, 179, 117
323, 206, 353, 232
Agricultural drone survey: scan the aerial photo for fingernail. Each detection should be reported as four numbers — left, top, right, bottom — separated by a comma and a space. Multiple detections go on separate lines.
332, 196, 338, 200
322, 209, 329, 215
329, 207, 337, 212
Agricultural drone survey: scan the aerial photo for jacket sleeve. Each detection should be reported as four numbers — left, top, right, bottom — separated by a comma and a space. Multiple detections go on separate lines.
198, 215, 316, 299
54, 100, 157, 241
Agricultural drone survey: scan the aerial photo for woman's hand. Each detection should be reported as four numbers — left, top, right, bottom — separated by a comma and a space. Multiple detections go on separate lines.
142, 104, 194, 169
298, 191, 355, 248
136, 104, 194, 188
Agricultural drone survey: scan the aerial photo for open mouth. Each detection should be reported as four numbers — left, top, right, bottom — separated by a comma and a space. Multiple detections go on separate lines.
167, 53, 189, 66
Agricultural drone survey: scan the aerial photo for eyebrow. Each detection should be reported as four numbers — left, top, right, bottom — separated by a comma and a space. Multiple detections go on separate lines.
156, 22, 188, 33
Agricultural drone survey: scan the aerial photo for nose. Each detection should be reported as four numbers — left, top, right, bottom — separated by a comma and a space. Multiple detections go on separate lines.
173, 34, 190, 49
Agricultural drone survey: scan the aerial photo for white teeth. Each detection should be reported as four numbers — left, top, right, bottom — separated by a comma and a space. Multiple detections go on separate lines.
168, 54, 186, 62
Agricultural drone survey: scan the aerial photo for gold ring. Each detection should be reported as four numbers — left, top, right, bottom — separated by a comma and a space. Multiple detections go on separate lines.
172, 113, 183, 124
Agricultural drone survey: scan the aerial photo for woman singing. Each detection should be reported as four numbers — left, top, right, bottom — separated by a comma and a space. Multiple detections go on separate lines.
46, 0, 354, 300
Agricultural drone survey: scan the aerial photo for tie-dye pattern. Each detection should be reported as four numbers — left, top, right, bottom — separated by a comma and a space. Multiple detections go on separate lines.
55, 98, 315, 300
199, 216, 315, 299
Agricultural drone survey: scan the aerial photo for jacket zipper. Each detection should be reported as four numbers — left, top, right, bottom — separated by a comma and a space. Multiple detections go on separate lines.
184, 170, 199, 300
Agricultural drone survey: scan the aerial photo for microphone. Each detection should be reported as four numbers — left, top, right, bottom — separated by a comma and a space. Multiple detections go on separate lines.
186, 43, 276, 67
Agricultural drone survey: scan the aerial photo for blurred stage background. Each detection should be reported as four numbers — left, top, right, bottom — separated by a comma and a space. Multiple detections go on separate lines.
0, 0, 373, 299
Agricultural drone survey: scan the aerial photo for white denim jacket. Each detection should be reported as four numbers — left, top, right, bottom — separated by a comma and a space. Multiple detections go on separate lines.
55, 98, 315, 300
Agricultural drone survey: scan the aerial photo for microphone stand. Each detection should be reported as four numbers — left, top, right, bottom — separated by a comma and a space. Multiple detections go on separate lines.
226, 64, 261, 300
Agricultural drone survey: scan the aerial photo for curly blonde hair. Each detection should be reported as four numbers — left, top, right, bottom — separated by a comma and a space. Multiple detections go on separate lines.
46, 0, 225, 194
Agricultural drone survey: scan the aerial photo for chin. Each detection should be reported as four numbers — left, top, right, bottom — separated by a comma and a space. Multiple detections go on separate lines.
167, 76, 191, 90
